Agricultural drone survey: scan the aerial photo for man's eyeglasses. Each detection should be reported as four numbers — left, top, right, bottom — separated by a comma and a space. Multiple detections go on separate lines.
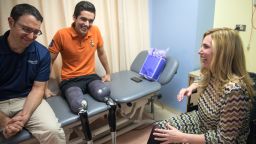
16, 22, 42, 36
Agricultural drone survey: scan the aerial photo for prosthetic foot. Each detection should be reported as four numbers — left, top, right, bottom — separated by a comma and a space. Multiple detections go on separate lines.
79, 100, 93, 144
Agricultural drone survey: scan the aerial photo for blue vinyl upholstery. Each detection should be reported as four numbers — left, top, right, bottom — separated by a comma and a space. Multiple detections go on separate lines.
0, 50, 179, 144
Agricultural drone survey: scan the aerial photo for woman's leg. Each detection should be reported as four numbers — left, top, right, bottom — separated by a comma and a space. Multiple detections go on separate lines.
147, 125, 161, 144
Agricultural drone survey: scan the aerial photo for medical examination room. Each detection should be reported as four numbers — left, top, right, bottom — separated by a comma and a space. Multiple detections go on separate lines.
0, 0, 255, 144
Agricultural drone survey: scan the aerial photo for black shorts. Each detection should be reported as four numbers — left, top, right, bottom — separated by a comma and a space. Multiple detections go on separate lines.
59, 74, 101, 95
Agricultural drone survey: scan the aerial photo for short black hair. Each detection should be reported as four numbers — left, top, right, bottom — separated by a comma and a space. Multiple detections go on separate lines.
73, 1, 96, 18
10, 3, 43, 22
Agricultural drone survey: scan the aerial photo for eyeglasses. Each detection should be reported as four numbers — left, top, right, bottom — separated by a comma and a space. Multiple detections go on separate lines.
16, 22, 42, 36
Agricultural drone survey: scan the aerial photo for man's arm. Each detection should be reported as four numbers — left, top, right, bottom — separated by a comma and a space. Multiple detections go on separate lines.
49, 53, 58, 72
97, 47, 111, 82
17, 81, 46, 124
44, 52, 58, 97
2, 81, 45, 138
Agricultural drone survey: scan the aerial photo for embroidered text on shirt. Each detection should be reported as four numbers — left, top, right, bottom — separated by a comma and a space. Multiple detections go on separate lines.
27, 60, 38, 64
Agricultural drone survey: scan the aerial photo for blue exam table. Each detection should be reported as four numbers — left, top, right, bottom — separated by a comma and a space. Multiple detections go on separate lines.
0, 50, 178, 144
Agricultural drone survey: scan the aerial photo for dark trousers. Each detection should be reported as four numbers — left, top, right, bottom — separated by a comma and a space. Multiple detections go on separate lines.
59, 74, 100, 113
147, 125, 161, 144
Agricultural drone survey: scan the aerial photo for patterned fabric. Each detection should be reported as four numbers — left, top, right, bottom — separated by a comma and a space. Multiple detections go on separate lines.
156, 79, 251, 144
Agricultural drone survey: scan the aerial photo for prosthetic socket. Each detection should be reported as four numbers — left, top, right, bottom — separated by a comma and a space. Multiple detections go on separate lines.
72, 80, 115, 143
88, 80, 111, 102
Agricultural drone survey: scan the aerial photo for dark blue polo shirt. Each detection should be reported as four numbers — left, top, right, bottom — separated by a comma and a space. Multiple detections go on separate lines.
0, 31, 50, 100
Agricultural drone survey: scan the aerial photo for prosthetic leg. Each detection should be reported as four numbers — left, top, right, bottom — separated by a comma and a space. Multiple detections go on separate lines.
88, 80, 117, 144
79, 100, 93, 144
105, 97, 117, 144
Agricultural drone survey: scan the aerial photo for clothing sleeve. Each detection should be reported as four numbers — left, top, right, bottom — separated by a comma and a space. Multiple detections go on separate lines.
35, 51, 51, 81
193, 76, 201, 83
48, 31, 62, 54
204, 85, 250, 143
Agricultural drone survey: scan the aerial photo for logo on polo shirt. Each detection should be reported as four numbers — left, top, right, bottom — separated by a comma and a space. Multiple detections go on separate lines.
90, 39, 95, 48
27, 60, 38, 64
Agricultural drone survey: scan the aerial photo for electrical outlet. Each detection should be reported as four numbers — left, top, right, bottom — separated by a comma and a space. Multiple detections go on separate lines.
235, 24, 246, 31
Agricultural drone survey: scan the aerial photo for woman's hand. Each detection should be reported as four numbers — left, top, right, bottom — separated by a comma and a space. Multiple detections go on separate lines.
177, 83, 198, 102
153, 124, 186, 144
177, 87, 193, 102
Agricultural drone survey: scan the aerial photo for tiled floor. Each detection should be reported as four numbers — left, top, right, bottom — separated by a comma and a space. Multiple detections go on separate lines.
104, 102, 181, 144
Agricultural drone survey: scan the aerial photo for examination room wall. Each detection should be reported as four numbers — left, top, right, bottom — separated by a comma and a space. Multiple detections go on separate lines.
149, 0, 255, 112
149, 0, 215, 112
214, 0, 256, 73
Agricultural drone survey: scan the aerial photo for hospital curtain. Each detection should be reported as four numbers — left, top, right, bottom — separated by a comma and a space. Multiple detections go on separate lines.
0, 0, 150, 78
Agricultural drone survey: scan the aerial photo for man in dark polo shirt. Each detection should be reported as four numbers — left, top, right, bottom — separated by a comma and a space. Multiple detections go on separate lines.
0, 3, 65, 143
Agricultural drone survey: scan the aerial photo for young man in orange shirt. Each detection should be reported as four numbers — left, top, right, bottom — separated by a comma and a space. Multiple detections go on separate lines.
47, 1, 111, 113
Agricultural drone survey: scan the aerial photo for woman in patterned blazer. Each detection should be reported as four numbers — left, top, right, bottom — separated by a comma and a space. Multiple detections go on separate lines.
147, 28, 255, 144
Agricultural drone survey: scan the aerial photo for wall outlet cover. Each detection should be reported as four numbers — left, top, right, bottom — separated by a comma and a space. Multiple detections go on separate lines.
235, 24, 246, 31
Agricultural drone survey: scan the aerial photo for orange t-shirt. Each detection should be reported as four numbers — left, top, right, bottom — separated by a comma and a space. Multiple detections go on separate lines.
49, 25, 103, 80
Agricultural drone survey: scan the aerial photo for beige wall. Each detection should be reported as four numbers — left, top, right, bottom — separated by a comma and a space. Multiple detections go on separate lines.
214, 0, 256, 72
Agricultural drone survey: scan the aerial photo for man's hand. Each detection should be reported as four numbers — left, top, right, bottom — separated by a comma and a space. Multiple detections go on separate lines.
3, 115, 24, 139
3, 126, 19, 138
102, 74, 111, 82
44, 88, 56, 98
14, 111, 30, 126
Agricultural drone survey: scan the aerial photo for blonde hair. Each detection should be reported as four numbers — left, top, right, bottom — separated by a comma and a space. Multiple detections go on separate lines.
200, 28, 254, 97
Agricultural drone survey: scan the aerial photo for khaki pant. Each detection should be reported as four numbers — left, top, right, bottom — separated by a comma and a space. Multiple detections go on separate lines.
0, 98, 66, 144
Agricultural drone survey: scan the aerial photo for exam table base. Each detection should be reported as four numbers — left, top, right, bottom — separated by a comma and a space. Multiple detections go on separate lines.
19, 94, 156, 144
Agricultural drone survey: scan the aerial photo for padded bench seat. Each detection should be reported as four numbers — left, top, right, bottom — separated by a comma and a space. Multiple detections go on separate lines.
0, 95, 109, 144
108, 70, 161, 103
0, 50, 179, 144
